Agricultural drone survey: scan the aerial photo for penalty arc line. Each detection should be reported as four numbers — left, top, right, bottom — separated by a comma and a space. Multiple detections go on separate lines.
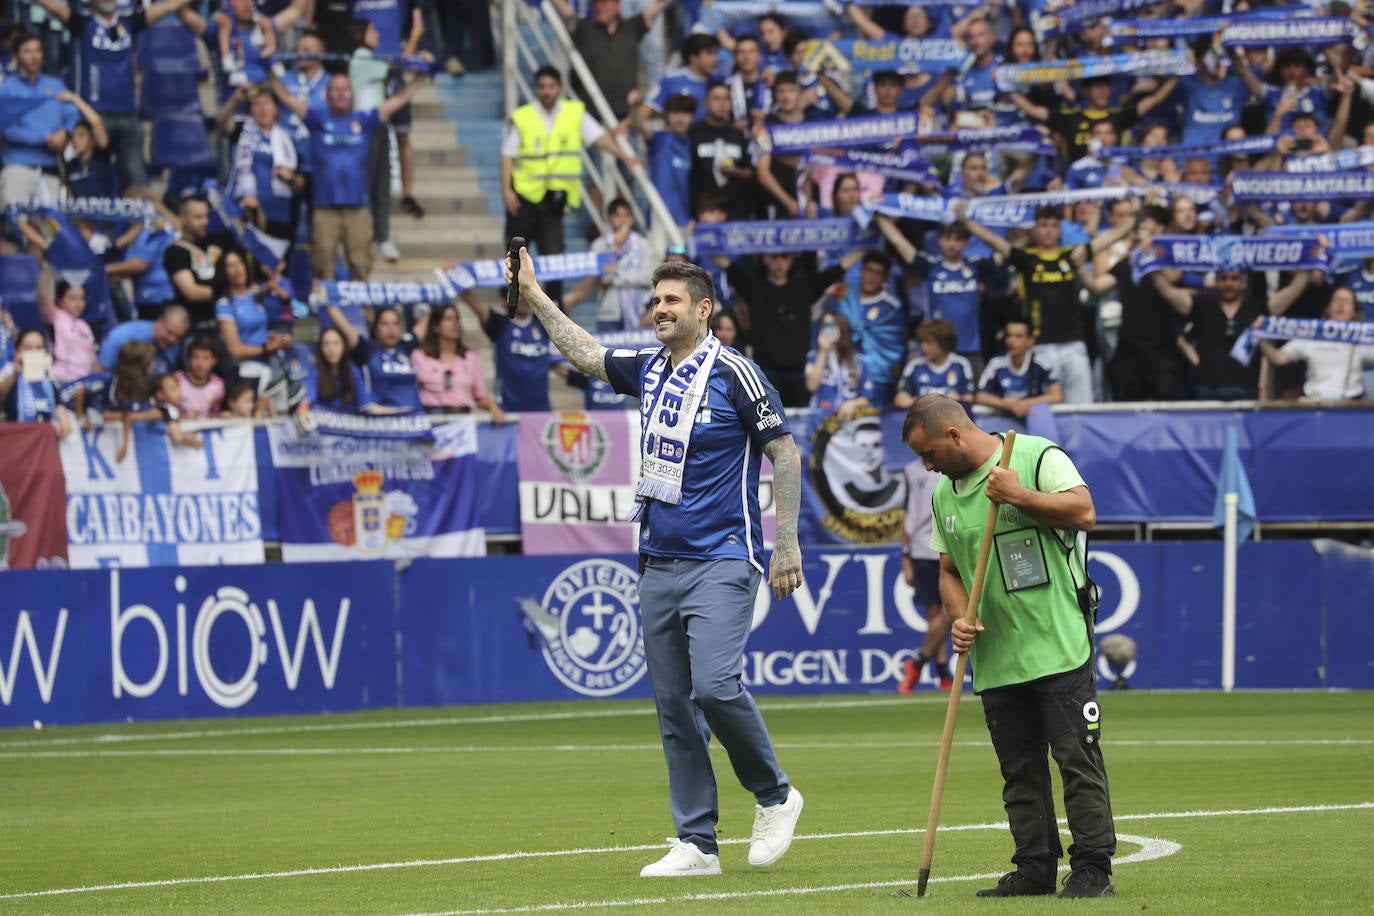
0, 802, 1368, 902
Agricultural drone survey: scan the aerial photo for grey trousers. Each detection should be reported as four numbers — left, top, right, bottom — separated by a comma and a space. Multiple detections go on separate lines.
638, 556, 790, 855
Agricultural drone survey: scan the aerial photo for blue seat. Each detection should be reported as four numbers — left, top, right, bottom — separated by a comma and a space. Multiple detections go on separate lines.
146, 115, 215, 172
139, 72, 203, 119
137, 21, 207, 77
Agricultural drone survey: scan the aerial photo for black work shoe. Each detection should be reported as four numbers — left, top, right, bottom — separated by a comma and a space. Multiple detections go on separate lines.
974, 871, 1056, 897
1059, 864, 1115, 898
400, 196, 425, 219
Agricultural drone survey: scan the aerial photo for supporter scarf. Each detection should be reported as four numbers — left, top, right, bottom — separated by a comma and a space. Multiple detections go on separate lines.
1221, 17, 1367, 49
706, 1, 836, 18
272, 51, 437, 75
691, 218, 882, 256
231, 118, 298, 202
911, 125, 1054, 158
805, 148, 941, 185
1286, 145, 1374, 174
1106, 17, 1232, 43
993, 50, 1195, 93
630, 334, 721, 522
437, 251, 614, 294
8, 197, 155, 223
1034, 0, 1172, 40
1130, 234, 1328, 283
764, 111, 921, 153
801, 38, 966, 76
852, 185, 1142, 230
295, 406, 432, 440
1265, 222, 1374, 261
201, 179, 289, 269
1107, 135, 1279, 162
317, 281, 452, 307
1232, 171, 1374, 202
1230, 315, 1374, 366
549, 328, 658, 364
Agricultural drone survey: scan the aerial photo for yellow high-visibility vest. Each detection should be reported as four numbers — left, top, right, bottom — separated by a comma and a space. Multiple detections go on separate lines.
509, 100, 585, 209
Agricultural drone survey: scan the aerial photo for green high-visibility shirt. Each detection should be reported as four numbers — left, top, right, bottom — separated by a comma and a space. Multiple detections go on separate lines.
930, 435, 1092, 691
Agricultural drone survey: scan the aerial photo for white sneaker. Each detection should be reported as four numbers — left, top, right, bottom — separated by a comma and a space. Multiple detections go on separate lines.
748, 787, 804, 868
377, 239, 401, 262
639, 838, 721, 877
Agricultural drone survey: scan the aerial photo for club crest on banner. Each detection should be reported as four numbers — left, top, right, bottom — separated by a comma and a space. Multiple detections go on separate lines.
808, 407, 907, 544
328, 469, 419, 555
541, 412, 608, 482
518, 558, 647, 697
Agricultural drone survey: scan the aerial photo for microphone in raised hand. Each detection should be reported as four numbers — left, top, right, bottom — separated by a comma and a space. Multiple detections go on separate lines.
506, 236, 527, 318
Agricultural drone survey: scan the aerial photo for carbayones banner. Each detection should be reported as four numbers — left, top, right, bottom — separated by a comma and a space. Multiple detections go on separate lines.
1130, 234, 1328, 283
691, 218, 882, 256
1221, 17, 1367, 49
805, 148, 940, 185
267, 417, 484, 561
800, 38, 966, 76
1231, 171, 1374, 202
1285, 145, 1374, 174
994, 50, 1194, 93
58, 420, 264, 568
1230, 315, 1374, 366
316, 281, 452, 307
438, 251, 614, 294
8, 197, 156, 223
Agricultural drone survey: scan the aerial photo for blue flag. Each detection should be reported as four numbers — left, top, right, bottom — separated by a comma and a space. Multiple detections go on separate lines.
1212, 426, 1256, 542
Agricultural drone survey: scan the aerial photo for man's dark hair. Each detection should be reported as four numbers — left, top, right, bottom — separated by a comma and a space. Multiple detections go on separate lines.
705, 80, 730, 96
664, 93, 698, 115
773, 69, 800, 90
10, 29, 41, 53
862, 250, 893, 272
939, 222, 970, 241
696, 191, 729, 216
1034, 204, 1062, 223
683, 33, 720, 61
1139, 204, 1171, 227
534, 64, 562, 84
902, 393, 971, 443
733, 32, 761, 51
872, 69, 903, 87
652, 260, 715, 308
759, 12, 786, 32
915, 318, 958, 354
606, 197, 632, 217
1004, 316, 1034, 337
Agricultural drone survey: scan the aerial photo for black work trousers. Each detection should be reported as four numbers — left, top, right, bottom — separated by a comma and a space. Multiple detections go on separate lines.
505, 192, 567, 303
979, 659, 1117, 885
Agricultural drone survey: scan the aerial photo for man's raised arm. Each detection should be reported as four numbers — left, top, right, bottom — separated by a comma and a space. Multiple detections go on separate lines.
505, 245, 611, 382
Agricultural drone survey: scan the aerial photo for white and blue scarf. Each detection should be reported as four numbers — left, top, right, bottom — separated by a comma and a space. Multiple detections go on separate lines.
630, 334, 721, 522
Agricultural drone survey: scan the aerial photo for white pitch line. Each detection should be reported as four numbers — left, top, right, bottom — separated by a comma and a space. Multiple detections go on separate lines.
0, 696, 949, 749
411, 834, 1184, 916
2, 737, 1372, 761
0, 802, 1367, 902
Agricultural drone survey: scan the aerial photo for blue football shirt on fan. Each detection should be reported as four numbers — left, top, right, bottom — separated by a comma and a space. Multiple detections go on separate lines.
604, 344, 787, 571
69, 9, 147, 113
908, 253, 984, 354
304, 109, 381, 209
978, 352, 1058, 400
482, 312, 558, 412
352, 339, 422, 411
898, 353, 976, 398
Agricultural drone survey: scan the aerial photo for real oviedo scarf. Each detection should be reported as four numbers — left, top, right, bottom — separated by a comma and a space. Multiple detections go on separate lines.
629, 333, 721, 522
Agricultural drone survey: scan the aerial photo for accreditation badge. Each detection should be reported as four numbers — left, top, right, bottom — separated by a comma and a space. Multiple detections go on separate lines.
994, 527, 1050, 593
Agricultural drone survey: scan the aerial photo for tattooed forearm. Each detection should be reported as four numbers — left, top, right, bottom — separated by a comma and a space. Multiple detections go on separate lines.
764, 434, 801, 546
524, 282, 611, 382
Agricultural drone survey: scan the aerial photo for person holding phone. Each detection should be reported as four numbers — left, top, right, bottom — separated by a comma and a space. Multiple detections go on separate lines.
2, 328, 73, 436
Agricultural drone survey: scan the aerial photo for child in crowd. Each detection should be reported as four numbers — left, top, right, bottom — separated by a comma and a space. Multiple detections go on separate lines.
106, 341, 201, 461
222, 380, 276, 419
41, 279, 98, 384
215, 0, 277, 88
893, 318, 976, 410
977, 318, 1063, 417
153, 373, 207, 450
175, 335, 226, 418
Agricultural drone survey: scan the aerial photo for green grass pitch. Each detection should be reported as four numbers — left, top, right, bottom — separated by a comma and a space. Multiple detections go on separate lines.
1, 691, 1371, 913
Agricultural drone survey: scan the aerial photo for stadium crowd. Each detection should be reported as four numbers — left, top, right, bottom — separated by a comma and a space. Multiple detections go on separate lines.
5, 0, 1374, 446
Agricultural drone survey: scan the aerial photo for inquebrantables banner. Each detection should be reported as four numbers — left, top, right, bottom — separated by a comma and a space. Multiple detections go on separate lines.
1231, 171, 1374, 202
59, 420, 264, 568
0, 424, 68, 569
268, 417, 484, 560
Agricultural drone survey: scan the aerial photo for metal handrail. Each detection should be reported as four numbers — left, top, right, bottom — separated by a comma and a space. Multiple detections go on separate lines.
500, 0, 686, 253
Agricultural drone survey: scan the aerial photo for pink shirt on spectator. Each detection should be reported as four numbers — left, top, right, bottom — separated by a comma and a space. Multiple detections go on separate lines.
46, 306, 97, 383
176, 371, 226, 417
410, 348, 488, 410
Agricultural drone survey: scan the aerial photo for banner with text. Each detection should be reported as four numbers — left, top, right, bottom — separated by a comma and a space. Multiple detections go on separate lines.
58, 421, 263, 568
1232, 171, 1374, 202
1131, 234, 1328, 282
438, 251, 615, 294
268, 418, 484, 561
994, 50, 1195, 93
691, 218, 882, 256
800, 37, 966, 76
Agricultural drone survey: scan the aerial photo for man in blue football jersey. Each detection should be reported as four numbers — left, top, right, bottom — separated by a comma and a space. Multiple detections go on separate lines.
508, 246, 806, 878
976, 318, 1062, 418
459, 289, 560, 413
